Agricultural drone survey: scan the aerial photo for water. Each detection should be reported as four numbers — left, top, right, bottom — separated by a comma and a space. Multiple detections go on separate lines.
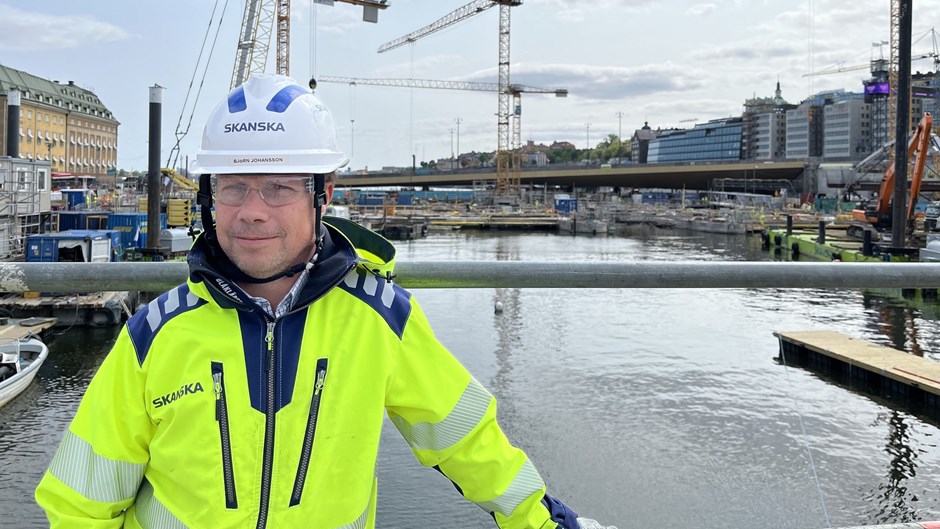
3, 229, 940, 528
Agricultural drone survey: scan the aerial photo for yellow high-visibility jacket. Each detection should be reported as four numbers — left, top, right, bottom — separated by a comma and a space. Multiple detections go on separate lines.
35, 218, 578, 529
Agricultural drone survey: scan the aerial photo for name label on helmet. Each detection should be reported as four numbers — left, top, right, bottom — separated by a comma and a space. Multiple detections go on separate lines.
223, 122, 286, 133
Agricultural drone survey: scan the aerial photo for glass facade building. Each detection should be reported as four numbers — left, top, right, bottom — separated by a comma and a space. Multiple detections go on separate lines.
647, 118, 743, 163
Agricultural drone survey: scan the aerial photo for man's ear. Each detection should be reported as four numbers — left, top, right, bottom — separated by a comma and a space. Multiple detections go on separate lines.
325, 181, 335, 204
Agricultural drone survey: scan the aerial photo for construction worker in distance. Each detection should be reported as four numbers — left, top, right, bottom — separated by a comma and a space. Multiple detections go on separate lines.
34, 74, 617, 529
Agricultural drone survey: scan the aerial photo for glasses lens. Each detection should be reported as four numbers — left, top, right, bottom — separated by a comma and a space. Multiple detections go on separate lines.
213, 176, 309, 206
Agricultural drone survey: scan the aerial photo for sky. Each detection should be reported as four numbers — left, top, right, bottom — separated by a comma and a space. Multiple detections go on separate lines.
2, 0, 940, 173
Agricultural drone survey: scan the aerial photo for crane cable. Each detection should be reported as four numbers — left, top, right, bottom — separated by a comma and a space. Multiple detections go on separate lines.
166, 0, 232, 170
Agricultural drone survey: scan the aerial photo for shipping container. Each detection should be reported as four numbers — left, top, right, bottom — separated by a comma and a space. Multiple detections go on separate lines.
61, 189, 87, 209
26, 230, 114, 263
55, 211, 109, 231
107, 212, 168, 250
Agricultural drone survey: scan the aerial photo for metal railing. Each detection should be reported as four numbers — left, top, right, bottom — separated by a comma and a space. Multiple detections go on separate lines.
1, 261, 939, 293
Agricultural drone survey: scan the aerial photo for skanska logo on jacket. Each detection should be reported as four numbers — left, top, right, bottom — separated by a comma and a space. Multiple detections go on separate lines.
224, 122, 286, 133
153, 382, 205, 408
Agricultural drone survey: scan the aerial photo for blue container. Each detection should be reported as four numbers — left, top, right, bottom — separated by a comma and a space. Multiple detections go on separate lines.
56, 212, 89, 231
26, 230, 116, 263
62, 189, 86, 209
61, 230, 123, 261
107, 213, 168, 250
554, 198, 578, 214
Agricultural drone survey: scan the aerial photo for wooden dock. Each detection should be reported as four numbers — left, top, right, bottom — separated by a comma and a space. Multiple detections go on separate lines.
0, 317, 58, 341
775, 330, 940, 411
0, 291, 135, 327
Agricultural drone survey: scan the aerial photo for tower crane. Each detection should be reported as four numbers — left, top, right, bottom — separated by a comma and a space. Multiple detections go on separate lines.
231, 0, 389, 89
315, 76, 567, 170
378, 0, 524, 197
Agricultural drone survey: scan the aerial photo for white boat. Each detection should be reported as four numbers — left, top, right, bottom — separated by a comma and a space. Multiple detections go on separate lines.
920, 234, 940, 262
0, 335, 49, 408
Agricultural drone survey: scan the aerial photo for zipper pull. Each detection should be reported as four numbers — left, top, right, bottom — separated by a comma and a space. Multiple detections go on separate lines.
265, 322, 275, 352
314, 368, 326, 396
263, 321, 275, 373
213, 372, 222, 420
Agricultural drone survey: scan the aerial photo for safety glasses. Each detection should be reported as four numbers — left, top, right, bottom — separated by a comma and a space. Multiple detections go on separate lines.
213, 175, 312, 207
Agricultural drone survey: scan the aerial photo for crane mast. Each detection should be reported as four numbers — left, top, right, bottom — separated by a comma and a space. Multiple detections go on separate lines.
276, 0, 290, 77
378, 0, 524, 198
232, 0, 277, 88
889, 0, 901, 161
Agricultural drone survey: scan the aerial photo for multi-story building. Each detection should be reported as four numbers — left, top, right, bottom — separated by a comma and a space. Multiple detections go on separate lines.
631, 122, 656, 164
742, 82, 795, 161
647, 118, 743, 163
785, 98, 825, 159
822, 95, 871, 162
0, 64, 118, 179
912, 71, 938, 121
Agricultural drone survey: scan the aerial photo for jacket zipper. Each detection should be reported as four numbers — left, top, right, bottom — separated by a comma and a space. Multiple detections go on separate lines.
289, 358, 329, 506
256, 321, 277, 529
212, 362, 238, 509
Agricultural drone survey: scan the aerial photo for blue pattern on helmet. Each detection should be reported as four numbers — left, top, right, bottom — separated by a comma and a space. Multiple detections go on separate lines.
266, 84, 306, 113
227, 86, 247, 113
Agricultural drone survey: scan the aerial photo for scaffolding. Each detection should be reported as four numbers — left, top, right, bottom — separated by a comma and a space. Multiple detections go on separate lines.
0, 157, 51, 259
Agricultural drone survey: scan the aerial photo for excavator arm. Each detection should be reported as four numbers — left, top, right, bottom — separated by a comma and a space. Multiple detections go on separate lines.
854, 112, 932, 227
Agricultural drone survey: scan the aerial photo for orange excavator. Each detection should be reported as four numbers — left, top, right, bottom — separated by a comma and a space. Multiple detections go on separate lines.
851, 112, 933, 236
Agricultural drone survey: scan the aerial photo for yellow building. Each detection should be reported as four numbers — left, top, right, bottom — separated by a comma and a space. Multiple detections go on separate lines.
0, 64, 119, 179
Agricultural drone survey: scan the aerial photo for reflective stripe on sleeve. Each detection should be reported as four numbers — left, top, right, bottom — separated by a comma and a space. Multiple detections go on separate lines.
390, 377, 492, 452
48, 430, 146, 504
475, 459, 546, 517
135, 479, 188, 529
335, 500, 371, 529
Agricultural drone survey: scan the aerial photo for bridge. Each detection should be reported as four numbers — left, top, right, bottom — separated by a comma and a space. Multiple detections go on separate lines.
335, 160, 809, 191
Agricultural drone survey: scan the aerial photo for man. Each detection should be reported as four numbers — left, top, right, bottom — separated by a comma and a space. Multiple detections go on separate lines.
35, 74, 615, 529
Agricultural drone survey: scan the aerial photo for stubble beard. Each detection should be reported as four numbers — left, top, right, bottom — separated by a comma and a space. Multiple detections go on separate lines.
224, 235, 316, 280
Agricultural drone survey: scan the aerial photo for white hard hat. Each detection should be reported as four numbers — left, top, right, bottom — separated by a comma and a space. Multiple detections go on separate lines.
192, 74, 349, 174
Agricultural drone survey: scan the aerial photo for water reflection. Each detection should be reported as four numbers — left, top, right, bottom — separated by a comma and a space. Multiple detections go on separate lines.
863, 411, 921, 523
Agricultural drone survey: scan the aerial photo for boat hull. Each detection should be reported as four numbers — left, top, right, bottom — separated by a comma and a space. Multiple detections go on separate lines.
0, 337, 49, 408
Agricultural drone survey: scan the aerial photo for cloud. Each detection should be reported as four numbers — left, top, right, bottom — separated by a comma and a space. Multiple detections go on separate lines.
685, 3, 717, 16
459, 62, 707, 100
0, 4, 129, 51
526, 0, 659, 22
292, 0, 366, 35
692, 39, 805, 62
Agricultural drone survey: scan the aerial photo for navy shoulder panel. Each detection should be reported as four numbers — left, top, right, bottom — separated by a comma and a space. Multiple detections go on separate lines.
337, 268, 412, 339
127, 283, 207, 366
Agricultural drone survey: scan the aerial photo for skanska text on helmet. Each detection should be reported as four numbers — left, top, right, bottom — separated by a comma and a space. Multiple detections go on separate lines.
223, 121, 287, 133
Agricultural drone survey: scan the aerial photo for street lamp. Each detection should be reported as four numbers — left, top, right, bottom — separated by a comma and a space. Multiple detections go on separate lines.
455, 117, 462, 167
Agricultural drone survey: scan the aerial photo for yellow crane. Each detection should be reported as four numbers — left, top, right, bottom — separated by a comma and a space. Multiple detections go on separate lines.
378, 0, 524, 198
315, 76, 568, 174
